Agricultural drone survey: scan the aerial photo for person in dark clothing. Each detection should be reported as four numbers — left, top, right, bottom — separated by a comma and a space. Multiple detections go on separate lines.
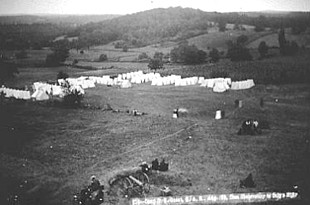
90, 175, 101, 192
152, 158, 159, 170
159, 159, 169, 171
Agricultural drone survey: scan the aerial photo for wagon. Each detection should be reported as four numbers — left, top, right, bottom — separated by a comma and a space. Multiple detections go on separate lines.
108, 170, 150, 203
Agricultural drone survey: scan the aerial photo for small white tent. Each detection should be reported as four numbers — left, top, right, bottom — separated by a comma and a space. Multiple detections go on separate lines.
120, 80, 132, 88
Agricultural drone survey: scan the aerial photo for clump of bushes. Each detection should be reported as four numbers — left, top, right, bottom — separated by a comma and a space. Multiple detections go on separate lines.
138, 52, 149, 61
98, 54, 108, 62
226, 37, 252, 62
258, 41, 269, 59
170, 41, 206, 64
278, 28, 299, 56
148, 52, 164, 71
209, 48, 220, 63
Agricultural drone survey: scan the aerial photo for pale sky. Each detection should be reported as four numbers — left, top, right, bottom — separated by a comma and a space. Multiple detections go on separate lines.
0, 0, 309, 15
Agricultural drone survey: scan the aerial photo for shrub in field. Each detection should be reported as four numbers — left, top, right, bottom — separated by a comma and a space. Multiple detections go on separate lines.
154, 52, 164, 60
278, 28, 299, 56
148, 52, 165, 71
258, 41, 269, 59
236, 35, 248, 45
114, 41, 124, 49
218, 20, 226, 32
170, 42, 206, 64
138, 52, 149, 60
227, 43, 252, 62
209, 48, 220, 63
72, 59, 78, 65
45, 49, 69, 67
122, 45, 128, 52
98, 54, 108, 62
148, 58, 164, 71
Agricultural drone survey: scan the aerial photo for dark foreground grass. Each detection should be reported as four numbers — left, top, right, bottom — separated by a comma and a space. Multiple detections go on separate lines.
1, 82, 309, 205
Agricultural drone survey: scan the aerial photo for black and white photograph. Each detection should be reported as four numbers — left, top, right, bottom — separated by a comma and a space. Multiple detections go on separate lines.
0, 0, 309, 204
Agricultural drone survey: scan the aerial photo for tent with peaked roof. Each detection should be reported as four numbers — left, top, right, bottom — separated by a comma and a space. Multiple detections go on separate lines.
31, 89, 49, 101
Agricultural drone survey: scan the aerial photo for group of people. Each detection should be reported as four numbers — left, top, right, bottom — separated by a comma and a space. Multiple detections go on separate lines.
140, 159, 169, 173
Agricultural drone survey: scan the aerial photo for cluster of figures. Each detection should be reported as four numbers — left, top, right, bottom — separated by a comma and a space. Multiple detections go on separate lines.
238, 119, 270, 135
140, 159, 169, 174
74, 176, 104, 205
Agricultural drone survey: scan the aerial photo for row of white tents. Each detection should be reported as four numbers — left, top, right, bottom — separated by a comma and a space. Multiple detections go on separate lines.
0, 86, 31, 100
33, 82, 63, 96
1, 70, 255, 101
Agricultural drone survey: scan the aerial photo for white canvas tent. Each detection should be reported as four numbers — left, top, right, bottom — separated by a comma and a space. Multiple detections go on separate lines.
120, 80, 132, 88
31, 89, 49, 101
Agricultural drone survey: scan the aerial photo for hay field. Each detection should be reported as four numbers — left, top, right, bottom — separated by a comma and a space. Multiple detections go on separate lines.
1, 64, 309, 205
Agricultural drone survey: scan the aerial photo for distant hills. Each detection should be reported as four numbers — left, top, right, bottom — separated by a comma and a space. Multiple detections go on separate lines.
0, 14, 121, 25
0, 7, 309, 50
73, 7, 310, 47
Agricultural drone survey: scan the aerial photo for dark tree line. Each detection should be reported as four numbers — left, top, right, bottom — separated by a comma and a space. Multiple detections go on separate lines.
0, 23, 73, 50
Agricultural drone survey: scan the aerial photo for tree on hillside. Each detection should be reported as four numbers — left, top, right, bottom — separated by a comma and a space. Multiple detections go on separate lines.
46, 40, 70, 67
209, 48, 220, 63
218, 20, 226, 32
278, 28, 287, 55
278, 28, 299, 56
236, 35, 248, 46
258, 41, 269, 59
98, 54, 108, 62
170, 42, 206, 64
148, 52, 164, 71
254, 15, 266, 32
226, 38, 252, 62
122, 45, 128, 52
138, 52, 149, 61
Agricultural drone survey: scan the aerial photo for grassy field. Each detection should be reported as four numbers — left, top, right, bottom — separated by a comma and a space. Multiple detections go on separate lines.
67, 41, 176, 64
1, 62, 310, 205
